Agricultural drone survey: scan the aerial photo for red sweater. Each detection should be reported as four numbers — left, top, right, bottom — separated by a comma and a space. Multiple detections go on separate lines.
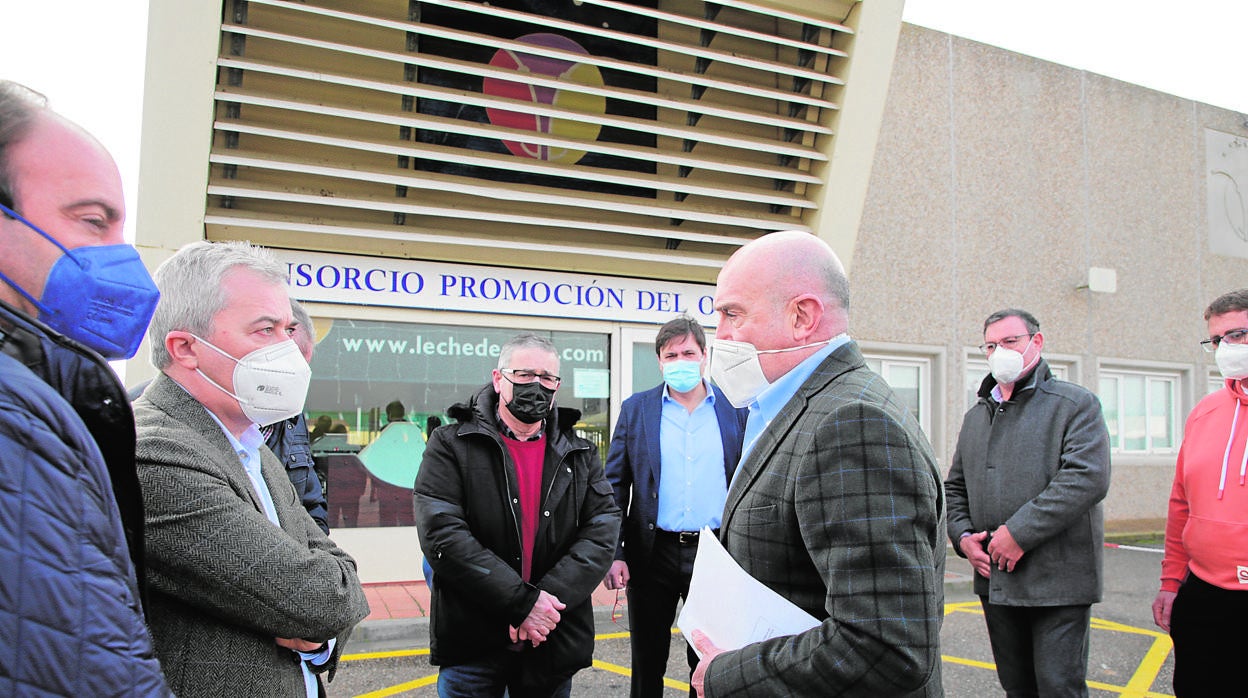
504, 434, 546, 582
1162, 379, 1248, 591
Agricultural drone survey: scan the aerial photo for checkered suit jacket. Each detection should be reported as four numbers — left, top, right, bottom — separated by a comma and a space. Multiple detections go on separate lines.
705, 342, 946, 697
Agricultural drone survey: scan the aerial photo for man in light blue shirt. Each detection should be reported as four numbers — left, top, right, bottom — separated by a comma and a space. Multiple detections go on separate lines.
603, 316, 748, 697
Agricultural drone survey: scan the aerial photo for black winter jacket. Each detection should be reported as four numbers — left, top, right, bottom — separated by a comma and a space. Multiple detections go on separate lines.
414, 384, 620, 673
264, 413, 329, 534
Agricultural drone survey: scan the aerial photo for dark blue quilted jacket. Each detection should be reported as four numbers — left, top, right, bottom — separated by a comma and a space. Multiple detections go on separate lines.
0, 313, 169, 695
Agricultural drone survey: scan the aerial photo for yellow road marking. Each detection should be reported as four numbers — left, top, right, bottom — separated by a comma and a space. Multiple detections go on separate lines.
592, 659, 690, 691
352, 673, 438, 697
942, 654, 996, 670
944, 601, 984, 615
1119, 633, 1174, 698
346, 614, 1176, 698
342, 648, 430, 661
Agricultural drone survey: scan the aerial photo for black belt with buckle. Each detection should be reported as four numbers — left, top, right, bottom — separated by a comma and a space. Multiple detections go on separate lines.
659, 529, 717, 546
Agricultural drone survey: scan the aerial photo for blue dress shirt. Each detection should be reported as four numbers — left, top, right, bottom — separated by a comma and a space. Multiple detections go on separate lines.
737, 335, 850, 472
656, 379, 727, 532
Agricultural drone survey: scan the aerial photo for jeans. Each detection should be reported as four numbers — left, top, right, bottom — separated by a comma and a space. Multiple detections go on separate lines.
437, 650, 573, 698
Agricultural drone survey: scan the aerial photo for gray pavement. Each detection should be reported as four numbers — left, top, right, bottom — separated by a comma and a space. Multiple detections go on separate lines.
334, 544, 1175, 697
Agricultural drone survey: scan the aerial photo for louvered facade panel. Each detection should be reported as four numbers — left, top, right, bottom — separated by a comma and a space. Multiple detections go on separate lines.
203, 0, 865, 279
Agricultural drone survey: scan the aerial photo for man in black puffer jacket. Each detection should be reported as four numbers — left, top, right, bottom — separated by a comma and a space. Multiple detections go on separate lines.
415, 333, 620, 698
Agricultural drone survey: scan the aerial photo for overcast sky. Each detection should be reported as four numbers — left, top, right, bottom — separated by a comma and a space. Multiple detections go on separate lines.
3, 0, 1244, 241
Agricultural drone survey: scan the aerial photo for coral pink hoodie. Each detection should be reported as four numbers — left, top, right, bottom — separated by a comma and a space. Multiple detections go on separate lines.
1162, 378, 1248, 592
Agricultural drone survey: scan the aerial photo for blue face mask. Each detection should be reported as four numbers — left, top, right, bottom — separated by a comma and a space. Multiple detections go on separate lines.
0, 202, 160, 359
662, 359, 704, 394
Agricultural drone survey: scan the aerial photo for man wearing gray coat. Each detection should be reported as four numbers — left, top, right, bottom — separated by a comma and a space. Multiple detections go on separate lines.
135, 240, 369, 696
946, 309, 1111, 697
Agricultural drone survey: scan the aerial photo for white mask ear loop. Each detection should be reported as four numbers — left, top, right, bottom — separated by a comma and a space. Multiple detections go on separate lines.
189, 334, 248, 404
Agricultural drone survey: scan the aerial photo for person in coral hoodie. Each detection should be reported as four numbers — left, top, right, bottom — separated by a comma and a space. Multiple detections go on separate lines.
1153, 288, 1248, 695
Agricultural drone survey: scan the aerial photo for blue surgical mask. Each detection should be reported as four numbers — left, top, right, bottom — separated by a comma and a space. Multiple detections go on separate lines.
662, 359, 703, 394
0, 202, 160, 359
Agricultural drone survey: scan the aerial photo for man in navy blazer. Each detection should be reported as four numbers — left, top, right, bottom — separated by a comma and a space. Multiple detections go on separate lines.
604, 316, 748, 697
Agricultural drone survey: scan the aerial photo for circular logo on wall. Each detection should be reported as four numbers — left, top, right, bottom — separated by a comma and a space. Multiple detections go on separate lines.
483, 33, 606, 164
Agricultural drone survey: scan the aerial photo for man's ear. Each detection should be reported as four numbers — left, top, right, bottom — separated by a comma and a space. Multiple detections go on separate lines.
165, 331, 200, 369
789, 294, 824, 342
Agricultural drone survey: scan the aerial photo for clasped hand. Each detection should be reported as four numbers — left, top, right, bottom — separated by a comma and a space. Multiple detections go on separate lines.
961, 525, 1025, 576
509, 590, 565, 647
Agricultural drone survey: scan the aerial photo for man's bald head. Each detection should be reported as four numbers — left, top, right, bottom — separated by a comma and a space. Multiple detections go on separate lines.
720, 231, 850, 328
712, 231, 850, 382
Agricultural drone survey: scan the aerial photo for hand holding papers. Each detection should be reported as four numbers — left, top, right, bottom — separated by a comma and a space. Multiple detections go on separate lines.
677, 526, 819, 658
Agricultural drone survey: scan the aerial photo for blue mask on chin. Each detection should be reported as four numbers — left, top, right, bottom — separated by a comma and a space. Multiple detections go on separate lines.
0, 202, 160, 359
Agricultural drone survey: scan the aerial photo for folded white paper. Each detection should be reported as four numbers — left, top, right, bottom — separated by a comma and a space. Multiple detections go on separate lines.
677, 526, 819, 658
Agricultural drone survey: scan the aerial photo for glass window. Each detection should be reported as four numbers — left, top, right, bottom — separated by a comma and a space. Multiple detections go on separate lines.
631, 338, 661, 395
864, 355, 931, 434
306, 318, 610, 528
1209, 373, 1225, 395
1098, 369, 1179, 454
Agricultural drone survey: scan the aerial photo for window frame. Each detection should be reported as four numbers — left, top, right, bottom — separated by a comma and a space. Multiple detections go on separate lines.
1096, 361, 1187, 456
859, 341, 945, 459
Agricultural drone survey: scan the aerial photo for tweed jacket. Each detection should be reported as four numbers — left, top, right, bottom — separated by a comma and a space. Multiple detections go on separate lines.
135, 374, 370, 697
705, 342, 947, 697
605, 381, 747, 568
945, 360, 1111, 605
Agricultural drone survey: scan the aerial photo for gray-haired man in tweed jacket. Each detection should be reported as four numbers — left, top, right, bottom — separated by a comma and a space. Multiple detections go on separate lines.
691, 231, 946, 697
135, 240, 369, 697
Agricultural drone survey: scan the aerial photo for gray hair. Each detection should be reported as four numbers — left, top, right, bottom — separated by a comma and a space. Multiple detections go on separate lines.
0, 81, 49, 210
497, 332, 558, 370
149, 240, 288, 368
290, 299, 315, 357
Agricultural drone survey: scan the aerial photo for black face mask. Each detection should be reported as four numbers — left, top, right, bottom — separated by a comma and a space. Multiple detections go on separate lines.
504, 380, 556, 424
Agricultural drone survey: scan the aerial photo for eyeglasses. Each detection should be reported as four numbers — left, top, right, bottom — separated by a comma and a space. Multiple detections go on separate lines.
500, 368, 562, 389
978, 334, 1033, 355
1200, 328, 1248, 353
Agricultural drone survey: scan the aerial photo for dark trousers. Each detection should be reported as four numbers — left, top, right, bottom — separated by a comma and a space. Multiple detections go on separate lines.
626, 531, 700, 698
980, 599, 1091, 697
1170, 571, 1248, 696
436, 649, 573, 698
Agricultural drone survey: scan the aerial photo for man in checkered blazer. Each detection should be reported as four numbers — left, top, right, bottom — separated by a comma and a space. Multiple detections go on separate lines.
691, 231, 946, 697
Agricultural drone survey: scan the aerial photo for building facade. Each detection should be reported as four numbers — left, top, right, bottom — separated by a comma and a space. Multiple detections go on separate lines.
856, 24, 1248, 533
131, 0, 1248, 580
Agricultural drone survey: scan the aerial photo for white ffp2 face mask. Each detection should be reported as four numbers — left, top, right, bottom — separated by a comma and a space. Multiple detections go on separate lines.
987, 347, 1026, 385
1216, 341, 1248, 381
708, 338, 834, 408
194, 336, 312, 425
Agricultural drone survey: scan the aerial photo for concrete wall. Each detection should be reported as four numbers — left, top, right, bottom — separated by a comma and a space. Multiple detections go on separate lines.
854, 24, 1248, 530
